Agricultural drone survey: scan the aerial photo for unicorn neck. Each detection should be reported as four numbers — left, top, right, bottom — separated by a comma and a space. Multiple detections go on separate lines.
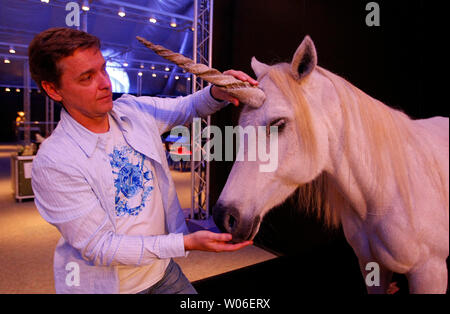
317, 66, 414, 219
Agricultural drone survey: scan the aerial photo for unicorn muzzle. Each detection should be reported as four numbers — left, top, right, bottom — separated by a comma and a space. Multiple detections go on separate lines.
212, 202, 261, 243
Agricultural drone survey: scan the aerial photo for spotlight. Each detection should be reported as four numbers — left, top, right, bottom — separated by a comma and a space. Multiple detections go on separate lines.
149, 16, 157, 24
140, 64, 144, 69
165, 66, 170, 72
123, 62, 128, 67
170, 18, 177, 28
4, 58, 11, 64
5, 88, 11, 92
138, 72, 143, 77
81, 0, 90, 11
9, 46, 16, 54
150, 65, 155, 70
40, 0, 49, 3
118, 7, 125, 17
16, 88, 21, 92
175, 75, 179, 80
152, 73, 157, 77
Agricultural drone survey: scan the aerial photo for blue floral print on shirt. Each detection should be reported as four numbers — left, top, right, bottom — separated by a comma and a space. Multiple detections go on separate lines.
109, 145, 154, 216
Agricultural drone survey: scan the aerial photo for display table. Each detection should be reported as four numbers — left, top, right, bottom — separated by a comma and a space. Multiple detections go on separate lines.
10, 154, 35, 202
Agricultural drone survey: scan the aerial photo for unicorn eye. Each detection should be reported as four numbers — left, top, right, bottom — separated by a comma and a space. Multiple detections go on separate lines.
269, 118, 286, 128
267, 118, 286, 136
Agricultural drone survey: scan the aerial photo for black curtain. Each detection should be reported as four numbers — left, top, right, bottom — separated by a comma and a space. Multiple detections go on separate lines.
210, 0, 446, 255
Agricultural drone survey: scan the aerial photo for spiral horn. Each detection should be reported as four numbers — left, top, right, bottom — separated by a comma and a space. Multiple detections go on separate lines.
136, 36, 265, 108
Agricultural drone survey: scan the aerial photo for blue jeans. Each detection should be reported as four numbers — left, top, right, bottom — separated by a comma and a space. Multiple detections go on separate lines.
137, 259, 197, 294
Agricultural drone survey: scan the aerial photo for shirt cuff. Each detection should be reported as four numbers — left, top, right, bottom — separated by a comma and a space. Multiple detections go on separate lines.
193, 85, 228, 118
157, 233, 187, 259
209, 85, 225, 103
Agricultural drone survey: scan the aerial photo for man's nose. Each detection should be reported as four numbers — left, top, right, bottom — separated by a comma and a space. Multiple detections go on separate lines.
97, 71, 111, 90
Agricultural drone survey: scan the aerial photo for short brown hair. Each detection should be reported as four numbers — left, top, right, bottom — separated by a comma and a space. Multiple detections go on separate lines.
28, 27, 101, 90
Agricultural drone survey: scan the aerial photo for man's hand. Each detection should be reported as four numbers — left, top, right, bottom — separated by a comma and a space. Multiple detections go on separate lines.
210, 70, 259, 106
184, 230, 253, 252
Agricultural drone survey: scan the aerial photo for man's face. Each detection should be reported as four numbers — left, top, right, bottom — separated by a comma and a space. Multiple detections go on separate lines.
53, 47, 112, 120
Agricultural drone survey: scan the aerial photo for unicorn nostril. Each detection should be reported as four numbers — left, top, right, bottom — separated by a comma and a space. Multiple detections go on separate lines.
212, 203, 241, 235
227, 214, 237, 232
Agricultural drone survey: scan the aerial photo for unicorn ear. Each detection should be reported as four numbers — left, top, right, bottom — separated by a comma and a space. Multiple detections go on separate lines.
251, 57, 270, 79
291, 35, 317, 81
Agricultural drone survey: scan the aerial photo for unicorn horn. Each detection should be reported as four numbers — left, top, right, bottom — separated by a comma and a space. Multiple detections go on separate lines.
136, 36, 265, 108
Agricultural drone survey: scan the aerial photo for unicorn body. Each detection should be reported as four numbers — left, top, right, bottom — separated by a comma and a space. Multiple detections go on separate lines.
213, 37, 449, 294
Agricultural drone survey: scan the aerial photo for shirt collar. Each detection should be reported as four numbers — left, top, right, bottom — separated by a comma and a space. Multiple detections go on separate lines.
59, 108, 106, 158
109, 106, 133, 132
59, 106, 135, 158
59, 104, 166, 167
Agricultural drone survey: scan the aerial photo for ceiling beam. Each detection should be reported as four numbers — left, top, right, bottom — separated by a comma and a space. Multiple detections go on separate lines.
101, 0, 193, 22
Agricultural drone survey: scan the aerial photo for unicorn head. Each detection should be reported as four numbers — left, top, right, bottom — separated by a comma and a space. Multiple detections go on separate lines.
213, 36, 336, 242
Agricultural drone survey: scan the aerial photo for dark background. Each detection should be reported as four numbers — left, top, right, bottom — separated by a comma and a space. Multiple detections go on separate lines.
198, 0, 447, 295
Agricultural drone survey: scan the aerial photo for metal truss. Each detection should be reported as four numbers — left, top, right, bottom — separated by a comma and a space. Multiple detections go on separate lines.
190, 0, 213, 220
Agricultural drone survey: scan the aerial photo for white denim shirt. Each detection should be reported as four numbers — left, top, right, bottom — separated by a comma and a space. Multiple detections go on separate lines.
31, 86, 225, 294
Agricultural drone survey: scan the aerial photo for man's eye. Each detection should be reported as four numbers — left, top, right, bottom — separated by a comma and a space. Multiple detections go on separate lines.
81, 75, 92, 81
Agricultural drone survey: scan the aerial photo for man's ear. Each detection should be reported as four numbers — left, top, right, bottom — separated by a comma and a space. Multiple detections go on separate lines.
41, 81, 63, 102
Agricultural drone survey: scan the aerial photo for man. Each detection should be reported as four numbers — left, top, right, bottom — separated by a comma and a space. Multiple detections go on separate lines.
29, 27, 255, 294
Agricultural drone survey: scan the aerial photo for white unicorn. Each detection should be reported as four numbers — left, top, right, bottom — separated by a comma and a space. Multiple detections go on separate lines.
212, 36, 449, 294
